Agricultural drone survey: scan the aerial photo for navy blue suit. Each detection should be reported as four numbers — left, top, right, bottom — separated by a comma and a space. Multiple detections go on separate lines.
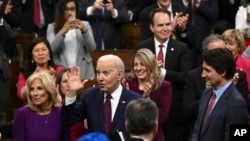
191, 83, 248, 141
61, 86, 142, 139
77, 0, 129, 49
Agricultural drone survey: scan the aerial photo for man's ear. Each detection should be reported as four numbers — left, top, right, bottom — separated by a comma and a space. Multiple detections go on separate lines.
153, 121, 158, 134
125, 120, 130, 133
150, 24, 154, 33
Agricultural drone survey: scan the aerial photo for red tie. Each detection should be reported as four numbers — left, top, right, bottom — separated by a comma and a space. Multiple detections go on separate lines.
157, 44, 164, 64
202, 92, 216, 129
104, 94, 112, 134
34, 0, 40, 26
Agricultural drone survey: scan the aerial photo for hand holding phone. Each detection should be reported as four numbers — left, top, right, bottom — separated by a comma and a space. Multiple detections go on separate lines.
68, 13, 76, 21
103, 0, 108, 4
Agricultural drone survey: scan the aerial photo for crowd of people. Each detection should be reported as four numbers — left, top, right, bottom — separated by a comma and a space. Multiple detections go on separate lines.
1, 0, 250, 141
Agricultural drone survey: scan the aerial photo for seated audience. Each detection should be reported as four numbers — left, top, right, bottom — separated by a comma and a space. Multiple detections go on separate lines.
13, 72, 71, 141
16, 37, 64, 102
47, 0, 96, 80
124, 48, 172, 141
125, 98, 159, 141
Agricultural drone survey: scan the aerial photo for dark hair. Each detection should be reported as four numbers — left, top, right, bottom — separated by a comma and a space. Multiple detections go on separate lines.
55, 68, 70, 100
21, 37, 56, 79
243, 0, 250, 7
54, 0, 79, 33
125, 98, 158, 135
149, 8, 171, 25
202, 48, 236, 80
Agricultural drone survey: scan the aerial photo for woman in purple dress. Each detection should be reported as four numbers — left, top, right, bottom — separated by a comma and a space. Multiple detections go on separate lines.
13, 72, 71, 141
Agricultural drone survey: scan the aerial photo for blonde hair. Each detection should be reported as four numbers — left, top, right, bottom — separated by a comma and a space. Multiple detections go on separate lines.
130, 49, 163, 91
221, 29, 246, 54
26, 72, 57, 112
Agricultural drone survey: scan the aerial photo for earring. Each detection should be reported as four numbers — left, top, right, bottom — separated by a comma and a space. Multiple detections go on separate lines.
31, 60, 34, 63
48, 58, 50, 61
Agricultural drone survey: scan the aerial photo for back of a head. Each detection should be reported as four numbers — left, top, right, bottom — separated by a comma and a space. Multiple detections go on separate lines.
125, 98, 158, 135
76, 132, 110, 141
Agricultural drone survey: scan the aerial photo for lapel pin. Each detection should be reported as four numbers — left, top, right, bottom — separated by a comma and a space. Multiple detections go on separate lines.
171, 48, 174, 51
122, 101, 126, 104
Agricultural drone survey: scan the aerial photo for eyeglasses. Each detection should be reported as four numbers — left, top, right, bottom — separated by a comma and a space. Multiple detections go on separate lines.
65, 7, 76, 12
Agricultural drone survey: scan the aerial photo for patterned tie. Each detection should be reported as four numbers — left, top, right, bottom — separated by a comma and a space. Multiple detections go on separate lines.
34, 0, 40, 26
104, 94, 112, 134
157, 44, 164, 64
202, 92, 216, 130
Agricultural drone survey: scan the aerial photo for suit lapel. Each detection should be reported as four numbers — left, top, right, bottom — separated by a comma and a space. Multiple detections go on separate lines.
109, 87, 128, 133
165, 39, 175, 68
201, 84, 233, 135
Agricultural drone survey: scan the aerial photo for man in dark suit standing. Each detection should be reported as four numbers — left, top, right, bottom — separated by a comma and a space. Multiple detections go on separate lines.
191, 48, 248, 141
135, 8, 192, 141
61, 55, 142, 140
177, 0, 218, 68
77, 0, 129, 49
183, 34, 250, 139
139, 0, 194, 49
20, 0, 57, 37
0, 0, 21, 120
125, 99, 158, 141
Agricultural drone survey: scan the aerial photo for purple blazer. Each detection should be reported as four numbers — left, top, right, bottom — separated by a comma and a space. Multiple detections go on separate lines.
126, 78, 172, 141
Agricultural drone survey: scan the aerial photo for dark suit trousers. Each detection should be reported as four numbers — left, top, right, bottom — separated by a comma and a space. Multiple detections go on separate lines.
0, 71, 9, 114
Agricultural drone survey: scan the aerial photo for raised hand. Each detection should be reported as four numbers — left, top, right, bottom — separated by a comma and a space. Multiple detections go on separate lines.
142, 82, 152, 98
67, 66, 88, 97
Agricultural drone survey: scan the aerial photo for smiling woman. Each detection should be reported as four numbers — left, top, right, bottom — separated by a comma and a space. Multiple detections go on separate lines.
12, 73, 71, 141
16, 37, 64, 104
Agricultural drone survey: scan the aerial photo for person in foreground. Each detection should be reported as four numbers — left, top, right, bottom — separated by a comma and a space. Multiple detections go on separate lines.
61, 55, 142, 140
13, 73, 71, 141
190, 48, 248, 141
125, 48, 172, 141
125, 98, 159, 141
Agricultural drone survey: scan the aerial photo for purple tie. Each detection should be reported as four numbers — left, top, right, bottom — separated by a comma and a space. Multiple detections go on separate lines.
104, 94, 112, 134
202, 92, 216, 130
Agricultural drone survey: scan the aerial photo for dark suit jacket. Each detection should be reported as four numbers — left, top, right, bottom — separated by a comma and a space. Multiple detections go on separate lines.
20, 0, 57, 37
184, 67, 250, 121
0, 20, 15, 79
135, 37, 192, 123
139, 2, 194, 48
1, 0, 21, 58
191, 83, 248, 141
125, 136, 145, 141
61, 86, 142, 139
78, 0, 129, 49
183, 67, 250, 139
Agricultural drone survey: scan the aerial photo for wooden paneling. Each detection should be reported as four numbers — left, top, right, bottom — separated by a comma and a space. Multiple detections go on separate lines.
90, 49, 135, 73
122, 24, 140, 49
6, 33, 36, 121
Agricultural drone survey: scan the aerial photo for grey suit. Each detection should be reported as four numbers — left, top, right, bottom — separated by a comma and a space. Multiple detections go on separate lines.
47, 21, 96, 79
191, 83, 248, 141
